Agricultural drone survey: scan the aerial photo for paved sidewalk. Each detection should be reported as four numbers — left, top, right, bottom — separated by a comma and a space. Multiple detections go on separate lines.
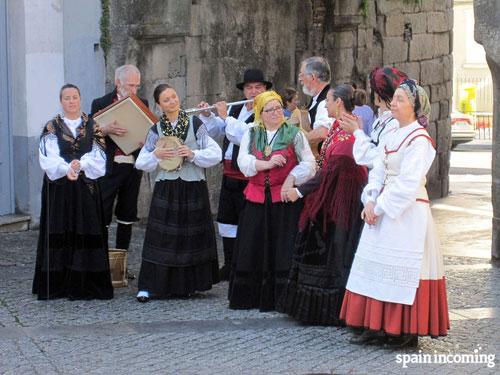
0, 141, 498, 374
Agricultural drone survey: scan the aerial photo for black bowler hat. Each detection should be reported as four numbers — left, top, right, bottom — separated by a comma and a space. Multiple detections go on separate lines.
236, 68, 273, 90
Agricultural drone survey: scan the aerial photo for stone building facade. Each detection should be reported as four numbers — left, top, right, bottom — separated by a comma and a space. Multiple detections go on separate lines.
474, 0, 500, 261
104, 0, 453, 217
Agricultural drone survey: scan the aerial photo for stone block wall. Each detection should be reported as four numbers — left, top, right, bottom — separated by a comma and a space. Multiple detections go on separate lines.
105, 0, 453, 216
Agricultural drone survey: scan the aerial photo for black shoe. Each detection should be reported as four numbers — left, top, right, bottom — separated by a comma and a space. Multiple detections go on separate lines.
219, 265, 230, 281
385, 335, 418, 348
349, 330, 387, 345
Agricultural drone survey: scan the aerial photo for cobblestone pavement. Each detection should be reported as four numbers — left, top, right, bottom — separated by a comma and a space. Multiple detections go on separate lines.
0, 142, 498, 374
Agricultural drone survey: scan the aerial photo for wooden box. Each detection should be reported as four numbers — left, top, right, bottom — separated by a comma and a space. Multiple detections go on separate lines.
93, 94, 158, 155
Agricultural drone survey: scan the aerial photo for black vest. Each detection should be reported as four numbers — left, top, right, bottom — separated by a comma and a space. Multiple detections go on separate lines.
222, 103, 255, 170
308, 84, 330, 126
53, 116, 94, 163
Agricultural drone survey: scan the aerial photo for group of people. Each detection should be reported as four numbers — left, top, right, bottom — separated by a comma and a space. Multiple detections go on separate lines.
33, 56, 450, 347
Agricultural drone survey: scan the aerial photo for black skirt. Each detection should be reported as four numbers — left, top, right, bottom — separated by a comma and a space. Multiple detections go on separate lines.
138, 179, 219, 297
228, 188, 303, 312
32, 176, 113, 300
276, 211, 364, 325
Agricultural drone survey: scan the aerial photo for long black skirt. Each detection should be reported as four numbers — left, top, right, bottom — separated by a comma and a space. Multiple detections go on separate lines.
138, 179, 219, 297
32, 176, 113, 300
276, 212, 364, 325
228, 189, 303, 312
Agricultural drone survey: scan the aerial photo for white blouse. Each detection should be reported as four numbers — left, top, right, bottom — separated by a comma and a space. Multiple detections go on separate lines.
135, 121, 222, 172
237, 126, 317, 185
361, 121, 436, 219
38, 116, 106, 181
352, 110, 399, 169
200, 106, 254, 160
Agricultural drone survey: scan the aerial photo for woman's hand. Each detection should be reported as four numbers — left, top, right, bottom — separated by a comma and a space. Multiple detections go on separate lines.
154, 147, 178, 160
283, 188, 299, 203
339, 113, 362, 134
280, 175, 296, 202
267, 154, 287, 169
66, 167, 79, 181
177, 145, 194, 161
69, 159, 81, 173
361, 201, 378, 225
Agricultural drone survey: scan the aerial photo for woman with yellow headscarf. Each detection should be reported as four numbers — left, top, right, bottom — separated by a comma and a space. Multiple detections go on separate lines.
228, 91, 316, 312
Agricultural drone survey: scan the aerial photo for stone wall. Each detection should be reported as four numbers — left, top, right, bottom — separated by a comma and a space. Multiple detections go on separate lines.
105, 0, 453, 216
474, 0, 500, 261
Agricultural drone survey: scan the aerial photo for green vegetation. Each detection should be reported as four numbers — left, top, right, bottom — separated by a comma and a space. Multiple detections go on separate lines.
100, 0, 111, 63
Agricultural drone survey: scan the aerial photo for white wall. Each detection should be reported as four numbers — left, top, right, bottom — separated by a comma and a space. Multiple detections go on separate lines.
7, 0, 105, 225
63, 0, 105, 113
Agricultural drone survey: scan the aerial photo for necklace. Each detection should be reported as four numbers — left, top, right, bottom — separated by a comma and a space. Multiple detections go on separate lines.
159, 109, 190, 141
264, 128, 280, 157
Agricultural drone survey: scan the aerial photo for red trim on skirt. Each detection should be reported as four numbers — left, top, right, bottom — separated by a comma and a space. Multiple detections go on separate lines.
340, 278, 449, 337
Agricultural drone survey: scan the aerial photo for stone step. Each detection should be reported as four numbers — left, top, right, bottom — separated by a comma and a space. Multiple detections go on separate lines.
0, 214, 31, 233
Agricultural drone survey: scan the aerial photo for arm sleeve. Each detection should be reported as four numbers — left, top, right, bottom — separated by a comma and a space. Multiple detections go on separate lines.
237, 128, 258, 177
312, 101, 334, 130
374, 138, 436, 219
297, 171, 322, 196
352, 128, 379, 168
289, 131, 317, 185
360, 154, 385, 205
135, 128, 160, 172
191, 124, 223, 168
198, 113, 226, 141
79, 143, 106, 179
39, 135, 70, 181
225, 117, 254, 145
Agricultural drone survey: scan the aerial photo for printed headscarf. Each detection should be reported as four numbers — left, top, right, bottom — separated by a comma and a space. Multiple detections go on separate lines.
369, 66, 408, 104
253, 90, 283, 127
398, 79, 431, 127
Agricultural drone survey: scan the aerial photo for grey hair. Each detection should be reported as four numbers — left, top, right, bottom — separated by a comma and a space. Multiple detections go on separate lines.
301, 56, 331, 83
115, 64, 140, 83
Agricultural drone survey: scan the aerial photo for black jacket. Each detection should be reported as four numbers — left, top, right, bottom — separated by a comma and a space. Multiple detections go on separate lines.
90, 88, 149, 174
308, 84, 330, 127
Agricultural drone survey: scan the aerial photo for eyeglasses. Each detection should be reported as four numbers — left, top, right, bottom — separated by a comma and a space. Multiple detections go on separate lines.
262, 106, 283, 114
125, 84, 141, 90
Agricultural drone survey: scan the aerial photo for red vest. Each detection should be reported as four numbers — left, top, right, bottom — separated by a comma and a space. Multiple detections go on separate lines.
244, 144, 298, 203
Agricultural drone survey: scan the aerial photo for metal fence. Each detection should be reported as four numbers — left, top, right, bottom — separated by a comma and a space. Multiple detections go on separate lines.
455, 74, 493, 140
455, 74, 493, 113
471, 112, 493, 140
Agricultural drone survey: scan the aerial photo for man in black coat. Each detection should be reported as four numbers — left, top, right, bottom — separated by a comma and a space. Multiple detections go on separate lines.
90, 64, 148, 261
298, 56, 334, 146
197, 68, 271, 280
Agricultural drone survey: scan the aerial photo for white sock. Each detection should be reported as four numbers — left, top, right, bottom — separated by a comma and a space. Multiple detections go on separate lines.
137, 290, 149, 298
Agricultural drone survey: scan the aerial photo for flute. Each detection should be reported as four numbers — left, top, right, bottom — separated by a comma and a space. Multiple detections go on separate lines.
184, 99, 253, 115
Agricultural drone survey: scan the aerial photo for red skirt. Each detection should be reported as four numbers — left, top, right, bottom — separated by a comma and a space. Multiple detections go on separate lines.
339, 278, 449, 337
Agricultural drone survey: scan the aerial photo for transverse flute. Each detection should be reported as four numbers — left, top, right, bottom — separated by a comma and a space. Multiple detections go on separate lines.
184, 99, 253, 115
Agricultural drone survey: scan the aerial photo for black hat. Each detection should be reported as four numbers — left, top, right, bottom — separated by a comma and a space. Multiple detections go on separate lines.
236, 68, 273, 90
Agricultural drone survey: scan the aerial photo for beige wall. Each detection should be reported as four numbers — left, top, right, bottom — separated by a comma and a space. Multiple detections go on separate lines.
453, 0, 493, 112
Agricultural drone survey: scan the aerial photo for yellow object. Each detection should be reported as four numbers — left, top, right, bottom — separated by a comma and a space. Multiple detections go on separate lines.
253, 91, 283, 126
459, 84, 477, 114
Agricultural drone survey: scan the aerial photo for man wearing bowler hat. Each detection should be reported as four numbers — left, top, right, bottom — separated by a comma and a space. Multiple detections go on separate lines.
197, 68, 272, 280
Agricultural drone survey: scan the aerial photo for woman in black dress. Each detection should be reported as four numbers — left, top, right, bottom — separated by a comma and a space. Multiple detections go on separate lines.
135, 83, 222, 302
33, 84, 113, 300
277, 84, 367, 324
228, 91, 316, 312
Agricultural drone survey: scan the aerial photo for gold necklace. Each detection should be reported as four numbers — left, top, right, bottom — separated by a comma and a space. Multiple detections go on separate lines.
264, 128, 280, 157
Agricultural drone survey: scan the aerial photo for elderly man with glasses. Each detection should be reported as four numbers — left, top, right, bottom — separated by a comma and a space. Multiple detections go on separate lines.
90, 65, 149, 270
298, 56, 335, 154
